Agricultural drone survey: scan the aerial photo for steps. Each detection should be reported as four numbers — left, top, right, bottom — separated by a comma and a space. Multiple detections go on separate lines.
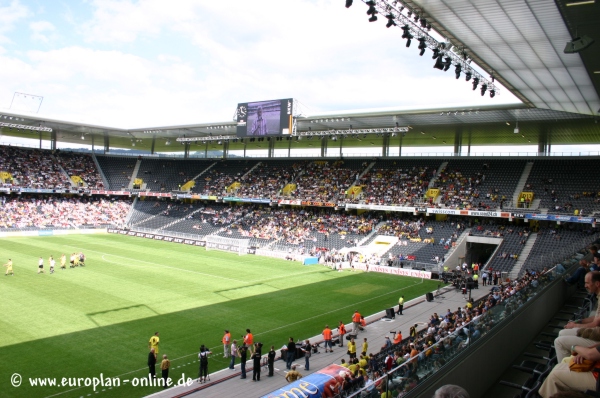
128, 159, 142, 189
509, 233, 538, 279
512, 161, 534, 207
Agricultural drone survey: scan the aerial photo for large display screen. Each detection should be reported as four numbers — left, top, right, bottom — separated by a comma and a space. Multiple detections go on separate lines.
236, 98, 293, 137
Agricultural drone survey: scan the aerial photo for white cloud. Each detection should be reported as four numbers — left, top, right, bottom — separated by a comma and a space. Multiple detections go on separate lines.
82, 0, 200, 43
0, 0, 521, 129
0, 0, 29, 43
29, 20, 56, 43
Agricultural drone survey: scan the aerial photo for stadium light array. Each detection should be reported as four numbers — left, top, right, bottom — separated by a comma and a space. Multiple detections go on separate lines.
297, 126, 409, 137
0, 121, 52, 132
350, 0, 498, 98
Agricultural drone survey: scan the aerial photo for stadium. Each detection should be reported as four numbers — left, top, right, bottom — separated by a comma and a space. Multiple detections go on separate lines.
0, 1, 599, 398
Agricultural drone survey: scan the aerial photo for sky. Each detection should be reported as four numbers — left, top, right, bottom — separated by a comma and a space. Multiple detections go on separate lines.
0, 0, 521, 129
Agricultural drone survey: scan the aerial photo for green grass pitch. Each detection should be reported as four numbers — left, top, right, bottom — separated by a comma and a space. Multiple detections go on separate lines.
0, 234, 439, 398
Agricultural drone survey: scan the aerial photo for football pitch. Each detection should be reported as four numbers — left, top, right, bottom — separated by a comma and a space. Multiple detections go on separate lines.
0, 234, 439, 398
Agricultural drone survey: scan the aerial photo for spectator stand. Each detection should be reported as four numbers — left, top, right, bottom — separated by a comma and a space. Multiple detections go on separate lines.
521, 158, 600, 216
195, 160, 261, 196
0, 146, 72, 190
55, 151, 104, 189
347, 158, 442, 207
437, 159, 527, 211
137, 158, 215, 192
0, 195, 131, 230
95, 155, 137, 190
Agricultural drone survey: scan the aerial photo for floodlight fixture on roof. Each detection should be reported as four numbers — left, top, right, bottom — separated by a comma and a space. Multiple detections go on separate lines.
454, 64, 462, 79
366, 1, 377, 21
443, 57, 452, 71
480, 84, 488, 96
401, 25, 413, 47
418, 37, 427, 56
472, 77, 479, 90
386, 14, 396, 28
356, 0, 497, 98
345, 0, 353, 7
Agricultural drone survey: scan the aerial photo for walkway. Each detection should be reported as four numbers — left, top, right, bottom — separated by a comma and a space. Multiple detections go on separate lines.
146, 280, 496, 398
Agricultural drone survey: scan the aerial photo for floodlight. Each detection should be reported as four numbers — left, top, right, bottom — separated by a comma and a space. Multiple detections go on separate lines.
418, 37, 427, 56
366, 1, 377, 21
443, 57, 452, 71
472, 77, 479, 90
401, 25, 413, 47
386, 14, 396, 28
480, 84, 488, 96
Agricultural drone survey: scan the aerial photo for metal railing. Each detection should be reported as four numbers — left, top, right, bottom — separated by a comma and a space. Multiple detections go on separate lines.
346, 265, 562, 398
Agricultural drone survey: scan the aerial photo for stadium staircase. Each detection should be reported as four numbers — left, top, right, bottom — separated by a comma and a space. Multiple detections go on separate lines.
511, 161, 534, 207
91, 153, 110, 189
156, 208, 204, 231
509, 232, 538, 279
129, 209, 164, 227
359, 161, 376, 180
357, 221, 386, 246
52, 154, 78, 188
444, 227, 471, 259
190, 161, 217, 183
429, 161, 447, 188
343, 161, 376, 202
128, 159, 142, 190
242, 161, 262, 178
124, 197, 138, 225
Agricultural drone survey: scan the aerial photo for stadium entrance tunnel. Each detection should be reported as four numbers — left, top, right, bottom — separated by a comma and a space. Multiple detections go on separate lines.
465, 241, 498, 266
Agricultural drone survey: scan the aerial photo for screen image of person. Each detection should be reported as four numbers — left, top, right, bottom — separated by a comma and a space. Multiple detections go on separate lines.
250, 106, 268, 136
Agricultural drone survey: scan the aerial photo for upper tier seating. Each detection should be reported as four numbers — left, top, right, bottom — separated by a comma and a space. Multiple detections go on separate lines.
55, 151, 104, 189
137, 158, 214, 192
436, 159, 526, 210
95, 155, 137, 190
351, 159, 442, 206
522, 158, 600, 216
0, 146, 72, 189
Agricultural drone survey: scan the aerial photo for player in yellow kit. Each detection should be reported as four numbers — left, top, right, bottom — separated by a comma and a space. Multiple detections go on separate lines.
149, 332, 160, 354
4, 259, 13, 276
60, 254, 66, 270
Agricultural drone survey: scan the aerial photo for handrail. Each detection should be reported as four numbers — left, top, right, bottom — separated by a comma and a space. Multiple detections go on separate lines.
346, 263, 562, 398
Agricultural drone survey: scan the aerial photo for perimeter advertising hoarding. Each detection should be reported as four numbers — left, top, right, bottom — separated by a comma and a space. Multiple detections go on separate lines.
261, 364, 349, 398
236, 98, 293, 137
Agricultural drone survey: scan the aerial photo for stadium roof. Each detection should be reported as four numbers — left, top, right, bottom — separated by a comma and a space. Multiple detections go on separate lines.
410, 0, 600, 116
0, 0, 598, 154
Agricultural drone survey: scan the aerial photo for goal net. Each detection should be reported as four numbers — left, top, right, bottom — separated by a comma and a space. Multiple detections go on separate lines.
205, 235, 250, 256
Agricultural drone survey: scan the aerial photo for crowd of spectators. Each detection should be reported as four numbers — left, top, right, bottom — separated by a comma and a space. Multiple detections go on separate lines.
0, 146, 72, 189
223, 207, 376, 245
56, 152, 104, 189
0, 195, 131, 229
291, 161, 357, 202
349, 165, 433, 206
354, 269, 548, 397
234, 162, 304, 199
434, 167, 507, 210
